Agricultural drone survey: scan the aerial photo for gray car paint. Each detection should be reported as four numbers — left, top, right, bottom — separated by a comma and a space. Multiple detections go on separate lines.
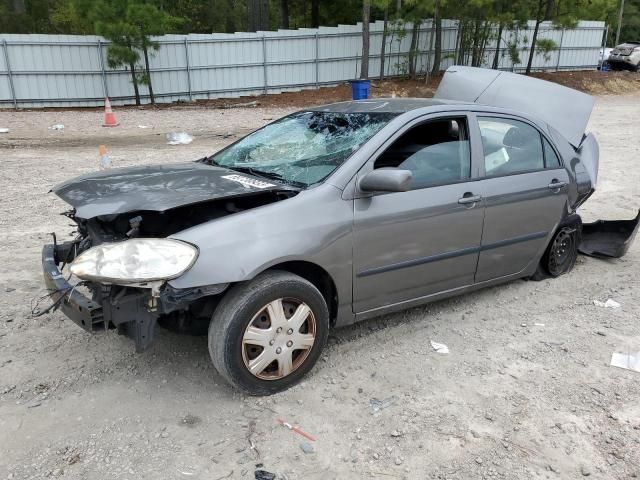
53, 162, 297, 219
53, 71, 599, 329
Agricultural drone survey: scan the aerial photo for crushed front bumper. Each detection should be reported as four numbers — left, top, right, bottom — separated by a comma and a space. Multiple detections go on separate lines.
42, 242, 159, 352
42, 244, 104, 332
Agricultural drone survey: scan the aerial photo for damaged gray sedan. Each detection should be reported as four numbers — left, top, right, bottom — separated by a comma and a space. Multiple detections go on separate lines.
42, 67, 638, 395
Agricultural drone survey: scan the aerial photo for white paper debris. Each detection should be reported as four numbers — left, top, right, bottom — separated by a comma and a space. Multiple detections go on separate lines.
430, 341, 449, 354
48, 124, 65, 130
138, 125, 152, 129
166, 132, 193, 145
610, 351, 640, 373
534, 323, 545, 327
593, 299, 621, 309
0, 128, 9, 133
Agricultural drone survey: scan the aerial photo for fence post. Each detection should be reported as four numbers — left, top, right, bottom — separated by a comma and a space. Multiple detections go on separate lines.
262, 35, 268, 95
315, 32, 320, 89
2, 39, 17, 109
97, 39, 108, 98
184, 38, 192, 101
555, 28, 565, 72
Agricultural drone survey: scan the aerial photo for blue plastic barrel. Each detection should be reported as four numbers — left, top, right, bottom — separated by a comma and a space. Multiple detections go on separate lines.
350, 79, 370, 100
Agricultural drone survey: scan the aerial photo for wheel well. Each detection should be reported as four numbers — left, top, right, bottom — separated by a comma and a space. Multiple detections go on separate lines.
266, 261, 338, 326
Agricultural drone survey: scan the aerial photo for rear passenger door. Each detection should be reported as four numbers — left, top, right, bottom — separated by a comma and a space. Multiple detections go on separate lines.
473, 115, 570, 283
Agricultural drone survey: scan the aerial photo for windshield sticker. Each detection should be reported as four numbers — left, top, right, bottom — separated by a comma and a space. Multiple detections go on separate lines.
222, 174, 276, 189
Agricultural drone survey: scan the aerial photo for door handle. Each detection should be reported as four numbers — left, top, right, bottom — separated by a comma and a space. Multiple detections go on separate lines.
458, 194, 482, 205
548, 180, 568, 190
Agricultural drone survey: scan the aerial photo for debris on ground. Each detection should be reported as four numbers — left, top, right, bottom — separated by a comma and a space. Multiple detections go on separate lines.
224, 100, 260, 109
370, 396, 398, 413
0, 128, 9, 133
254, 468, 276, 480
593, 298, 621, 308
276, 418, 316, 441
610, 350, 640, 373
300, 441, 315, 454
137, 125, 152, 129
48, 124, 64, 130
166, 132, 193, 145
430, 341, 450, 354
98, 144, 111, 170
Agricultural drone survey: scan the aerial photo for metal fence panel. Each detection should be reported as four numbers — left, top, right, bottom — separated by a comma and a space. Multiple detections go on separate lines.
0, 19, 605, 108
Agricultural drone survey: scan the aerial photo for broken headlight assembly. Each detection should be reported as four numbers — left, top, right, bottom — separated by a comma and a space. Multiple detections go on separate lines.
69, 238, 198, 284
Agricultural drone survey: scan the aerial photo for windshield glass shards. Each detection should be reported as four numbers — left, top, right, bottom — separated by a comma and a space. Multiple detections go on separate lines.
209, 111, 397, 187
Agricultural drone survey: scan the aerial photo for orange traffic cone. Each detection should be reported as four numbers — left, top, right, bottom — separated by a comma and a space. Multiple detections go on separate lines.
102, 97, 119, 127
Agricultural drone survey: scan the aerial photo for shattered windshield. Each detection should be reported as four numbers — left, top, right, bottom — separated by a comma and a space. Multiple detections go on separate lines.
209, 111, 397, 187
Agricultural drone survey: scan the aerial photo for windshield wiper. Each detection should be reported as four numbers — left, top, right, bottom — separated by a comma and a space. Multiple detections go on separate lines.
226, 166, 304, 188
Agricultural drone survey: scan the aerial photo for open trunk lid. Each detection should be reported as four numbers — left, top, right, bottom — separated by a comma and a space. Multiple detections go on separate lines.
434, 66, 594, 148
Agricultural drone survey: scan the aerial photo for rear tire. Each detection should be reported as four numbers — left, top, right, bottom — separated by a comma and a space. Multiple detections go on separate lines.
531, 225, 579, 281
209, 270, 329, 395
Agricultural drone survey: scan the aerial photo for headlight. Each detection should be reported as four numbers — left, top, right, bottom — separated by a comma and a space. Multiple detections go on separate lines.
69, 239, 198, 283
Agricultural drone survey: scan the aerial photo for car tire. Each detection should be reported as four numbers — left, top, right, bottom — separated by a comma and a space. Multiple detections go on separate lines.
208, 270, 329, 395
530, 225, 579, 281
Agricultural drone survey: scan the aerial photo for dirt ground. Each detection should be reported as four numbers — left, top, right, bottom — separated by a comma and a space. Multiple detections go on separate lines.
0, 88, 639, 480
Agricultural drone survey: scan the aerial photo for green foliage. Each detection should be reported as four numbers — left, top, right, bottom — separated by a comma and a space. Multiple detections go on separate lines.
535, 37, 557, 61
0, 0, 616, 36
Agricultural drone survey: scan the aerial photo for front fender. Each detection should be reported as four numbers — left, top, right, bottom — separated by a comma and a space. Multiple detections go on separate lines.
168, 185, 354, 307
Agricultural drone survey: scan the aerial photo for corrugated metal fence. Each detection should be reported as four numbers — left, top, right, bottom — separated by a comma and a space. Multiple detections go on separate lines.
0, 19, 605, 108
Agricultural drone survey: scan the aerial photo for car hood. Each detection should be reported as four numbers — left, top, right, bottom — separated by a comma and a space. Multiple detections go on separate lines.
52, 162, 294, 219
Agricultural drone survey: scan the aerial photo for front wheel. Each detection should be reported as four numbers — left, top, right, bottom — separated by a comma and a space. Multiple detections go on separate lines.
208, 271, 329, 395
531, 225, 579, 281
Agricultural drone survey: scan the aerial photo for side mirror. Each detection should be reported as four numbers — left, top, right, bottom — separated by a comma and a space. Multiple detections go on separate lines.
359, 169, 412, 193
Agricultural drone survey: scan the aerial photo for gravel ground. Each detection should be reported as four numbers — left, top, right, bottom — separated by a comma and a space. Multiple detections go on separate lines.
0, 95, 639, 480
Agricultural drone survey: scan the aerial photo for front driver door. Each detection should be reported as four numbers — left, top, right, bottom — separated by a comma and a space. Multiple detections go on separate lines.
352, 114, 485, 314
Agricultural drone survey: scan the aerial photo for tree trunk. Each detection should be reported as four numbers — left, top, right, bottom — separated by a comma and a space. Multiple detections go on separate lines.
142, 44, 155, 105
408, 22, 420, 78
379, 5, 389, 80
311, 0, 320, 28
526, 20, 542, 74
492, 22, 504, 69
281, 0, 289, 29
129, 61, 141, 106
226, 0, 237, 32
526, 0, 547, 74
396, 0, 402, 14
248, 0, 257, 31
471, 20, 481, 66
12, 0, 25, 14
260, 0, 270, 30
431, 1, 442, 75
360, 0, 370, 79
455, 21, 463, 64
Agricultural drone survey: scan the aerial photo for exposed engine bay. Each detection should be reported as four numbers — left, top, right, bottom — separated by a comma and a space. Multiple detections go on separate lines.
46, 189, 298, 352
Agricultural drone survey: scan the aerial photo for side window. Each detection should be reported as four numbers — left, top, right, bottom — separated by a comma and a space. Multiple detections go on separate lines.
543, 137, 562, 168
478, 117, 544, 176
374, 117, 471, 189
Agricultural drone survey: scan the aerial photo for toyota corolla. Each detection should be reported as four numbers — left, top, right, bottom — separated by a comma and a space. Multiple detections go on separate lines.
41, 67, 638, 395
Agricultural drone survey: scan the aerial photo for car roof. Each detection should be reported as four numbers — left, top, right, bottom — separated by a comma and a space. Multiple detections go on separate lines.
308, 97, 470, 114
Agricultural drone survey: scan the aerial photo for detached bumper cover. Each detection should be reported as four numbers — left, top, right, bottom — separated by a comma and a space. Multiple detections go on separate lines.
42, 244, 104, 332
579, 210, 640, 258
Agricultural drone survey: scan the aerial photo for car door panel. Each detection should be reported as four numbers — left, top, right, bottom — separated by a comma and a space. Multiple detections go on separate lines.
353, 185, 484, 312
